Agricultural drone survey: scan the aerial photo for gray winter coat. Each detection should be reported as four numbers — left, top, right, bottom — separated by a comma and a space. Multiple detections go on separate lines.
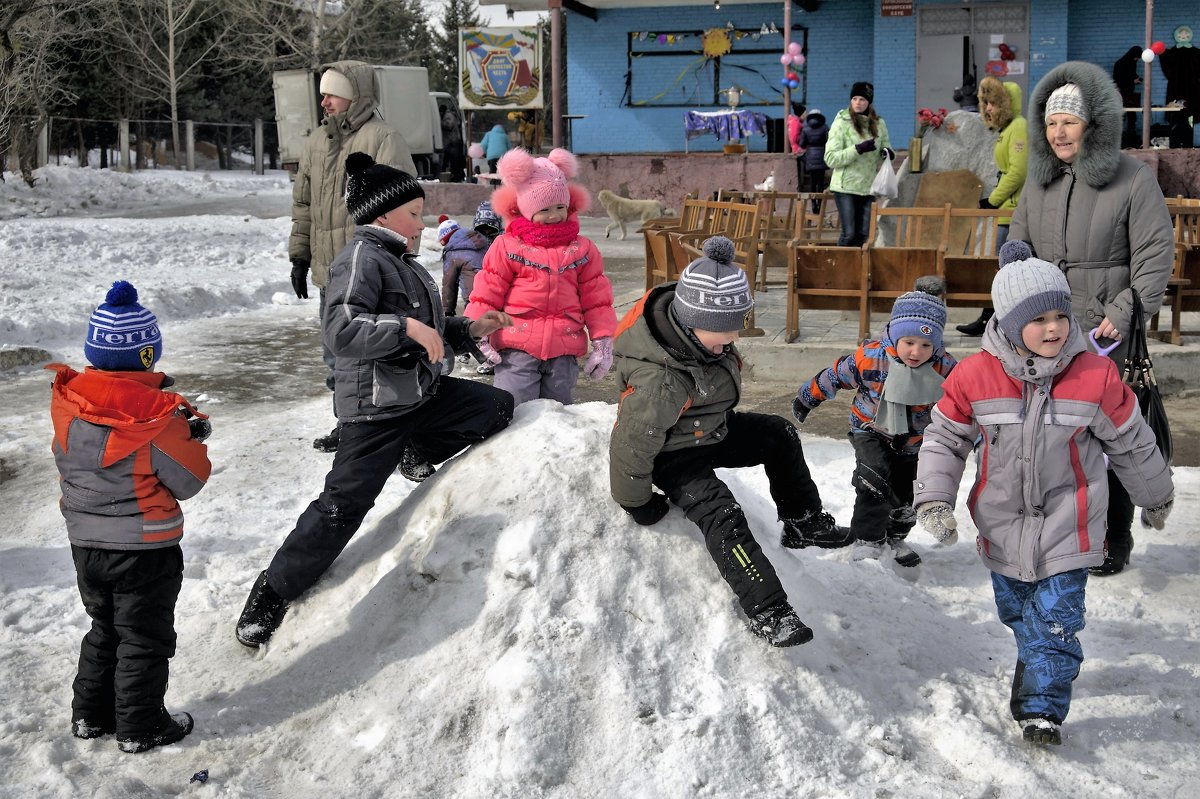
914, 321, 1172, 582
1009, 61, 1174, 359
324, 226, 479, 422
289, 60, 418, 288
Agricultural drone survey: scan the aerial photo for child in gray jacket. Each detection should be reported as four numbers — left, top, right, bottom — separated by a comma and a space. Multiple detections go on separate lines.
914, 242, 1173, 746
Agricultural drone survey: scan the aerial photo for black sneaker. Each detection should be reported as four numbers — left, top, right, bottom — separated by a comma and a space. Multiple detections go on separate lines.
780, 510, 854, 549
72, 719, 114, 739
747, 604, 814, 647
398, 446, 437, 482
235, 570, 290, 648
117, 711, 193, 754
312, 425, 340, 453
1021, 718, 1062, 745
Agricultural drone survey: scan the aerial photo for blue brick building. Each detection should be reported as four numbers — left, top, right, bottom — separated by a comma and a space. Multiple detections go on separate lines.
515, 0, 1197, 153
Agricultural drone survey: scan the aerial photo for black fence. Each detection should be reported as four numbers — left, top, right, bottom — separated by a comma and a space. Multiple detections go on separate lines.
35, 117, 280, 171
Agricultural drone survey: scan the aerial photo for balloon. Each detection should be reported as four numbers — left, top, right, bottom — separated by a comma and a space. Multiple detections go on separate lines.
793, 54, 806, 66
780, 77, 791, 87
1141, 48, 1155, 63
786, 72, 799, 82
788, 80, 799, 89
1151, 40, 1167, 55
788, 41, 802, 56
780, 53, 793, 65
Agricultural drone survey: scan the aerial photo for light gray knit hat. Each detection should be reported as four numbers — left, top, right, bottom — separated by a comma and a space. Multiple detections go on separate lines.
1045, 82, 1089, 123
672, 237, 753, 332
992, 239, 1072, 345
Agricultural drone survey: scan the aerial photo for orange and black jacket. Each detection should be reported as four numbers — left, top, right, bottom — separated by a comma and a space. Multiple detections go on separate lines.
47, 364, 211, 550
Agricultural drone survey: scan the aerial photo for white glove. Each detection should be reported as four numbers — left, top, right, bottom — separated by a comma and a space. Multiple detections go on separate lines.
917, 501, 958, 545
1141, 500, 1173, 531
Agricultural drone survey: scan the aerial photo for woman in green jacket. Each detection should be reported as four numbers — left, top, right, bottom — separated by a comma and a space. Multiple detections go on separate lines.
824, 81, 893, 247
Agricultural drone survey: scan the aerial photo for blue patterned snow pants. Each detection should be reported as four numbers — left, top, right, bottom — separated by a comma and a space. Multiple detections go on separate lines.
991, 568, 1088, 725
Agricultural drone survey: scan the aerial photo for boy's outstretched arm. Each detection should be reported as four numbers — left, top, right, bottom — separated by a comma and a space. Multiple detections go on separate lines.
793, 351, 860, 423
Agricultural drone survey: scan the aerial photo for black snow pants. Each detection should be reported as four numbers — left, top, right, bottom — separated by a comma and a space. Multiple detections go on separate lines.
848, 432, 918, 544
71, 544, 183, 737
651, 411, 823, 616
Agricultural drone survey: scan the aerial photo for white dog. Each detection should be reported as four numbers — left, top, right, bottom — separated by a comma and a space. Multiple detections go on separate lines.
596, 189, 675, 239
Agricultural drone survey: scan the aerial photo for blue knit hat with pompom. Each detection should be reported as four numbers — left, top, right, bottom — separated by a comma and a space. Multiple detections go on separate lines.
84, 281, 162, 371
672, 236, 753, 332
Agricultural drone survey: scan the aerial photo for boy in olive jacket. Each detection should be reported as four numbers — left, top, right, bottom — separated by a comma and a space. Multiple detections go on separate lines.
609, 237, 850, 648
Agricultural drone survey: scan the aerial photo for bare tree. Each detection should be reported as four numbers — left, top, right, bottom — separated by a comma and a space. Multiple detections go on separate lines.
104, 0, 233, 168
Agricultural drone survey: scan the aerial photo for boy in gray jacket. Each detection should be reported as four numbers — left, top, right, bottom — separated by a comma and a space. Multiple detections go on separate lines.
914, 241, 1173, 746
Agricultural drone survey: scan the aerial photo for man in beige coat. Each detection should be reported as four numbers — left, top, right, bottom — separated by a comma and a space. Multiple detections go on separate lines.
288, 60, 417, 452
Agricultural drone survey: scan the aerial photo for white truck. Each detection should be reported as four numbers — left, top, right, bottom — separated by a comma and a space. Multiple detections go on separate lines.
273, 65, 458, 179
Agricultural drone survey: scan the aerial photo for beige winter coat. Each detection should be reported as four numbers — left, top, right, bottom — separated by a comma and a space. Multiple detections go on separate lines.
288, 60, 417, 288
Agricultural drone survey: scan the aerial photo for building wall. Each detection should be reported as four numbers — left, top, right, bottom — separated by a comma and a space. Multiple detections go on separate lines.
565, 0, 1195, 154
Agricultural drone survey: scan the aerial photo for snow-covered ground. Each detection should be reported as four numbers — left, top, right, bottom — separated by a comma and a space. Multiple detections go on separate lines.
1, 167, 1198, 797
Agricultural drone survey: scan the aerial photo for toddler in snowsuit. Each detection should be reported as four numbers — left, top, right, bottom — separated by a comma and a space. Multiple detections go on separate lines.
466, 147, 617, 406
610, 237, 852, 648
793, 288, 956, 567
49, 281, 212, 753
440, 201, 502, 316
914, 242, 1173, 745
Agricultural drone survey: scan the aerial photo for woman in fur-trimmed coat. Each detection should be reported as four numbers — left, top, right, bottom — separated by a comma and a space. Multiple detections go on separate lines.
1008, 60, 1174, 577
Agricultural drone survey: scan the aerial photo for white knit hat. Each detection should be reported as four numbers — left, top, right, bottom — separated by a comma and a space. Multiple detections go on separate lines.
319, 69, 356, 101
1045, 83, 1088, 123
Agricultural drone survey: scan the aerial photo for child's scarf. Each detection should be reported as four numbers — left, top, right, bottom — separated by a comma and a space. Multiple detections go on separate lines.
874, 361, 945, 436
507, 216, 580, 247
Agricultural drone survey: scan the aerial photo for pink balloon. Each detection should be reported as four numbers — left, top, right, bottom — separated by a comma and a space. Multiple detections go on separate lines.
780, 53, 793, 65
793, 54, 806, 66
788, 42, 802, 56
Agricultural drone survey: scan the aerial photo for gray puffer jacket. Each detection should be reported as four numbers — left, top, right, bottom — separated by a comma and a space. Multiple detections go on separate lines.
324, 226, 479, 422
914, 320, 1172, 582
1009, 61, 1174, 362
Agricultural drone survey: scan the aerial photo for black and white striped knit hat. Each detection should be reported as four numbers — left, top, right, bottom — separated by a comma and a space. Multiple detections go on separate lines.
344, 152, 424, 224
671, 236, 753, 332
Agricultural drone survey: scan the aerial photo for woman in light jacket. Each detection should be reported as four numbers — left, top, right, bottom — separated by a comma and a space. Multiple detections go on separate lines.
1008, 60, 1174, 577
824, 81, 893, 247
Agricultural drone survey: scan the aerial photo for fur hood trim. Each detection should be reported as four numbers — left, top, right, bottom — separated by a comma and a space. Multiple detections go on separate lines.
1027, 61, 1122, 189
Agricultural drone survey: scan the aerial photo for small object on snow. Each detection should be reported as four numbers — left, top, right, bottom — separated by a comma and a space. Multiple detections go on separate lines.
190, 769, 209, 784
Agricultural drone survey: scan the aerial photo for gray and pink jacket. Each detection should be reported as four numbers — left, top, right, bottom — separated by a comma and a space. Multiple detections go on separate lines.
914, 322, 1172, 582
48, 364, 211, 550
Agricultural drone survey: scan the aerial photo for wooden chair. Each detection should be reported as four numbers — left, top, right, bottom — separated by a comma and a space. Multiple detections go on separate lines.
1149, 205, 1200, 345
747, 191, 800, 291
641, 196, 716, 290
940, 208, 1010, 309
784, 201, 868, 342
863, 205, 953, 336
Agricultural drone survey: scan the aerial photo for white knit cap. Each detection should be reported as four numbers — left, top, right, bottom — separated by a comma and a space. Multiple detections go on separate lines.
319, 69, 356, 101
1045, 83, 1088, 123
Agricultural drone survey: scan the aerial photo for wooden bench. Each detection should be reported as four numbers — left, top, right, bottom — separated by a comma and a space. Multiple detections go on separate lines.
784, 200, 868, 342
863, 205, 953, 336
940, 207, 1011, 308
642, 197, 726, 290
746, 191, 800, 291
1149, 204, 1200, 345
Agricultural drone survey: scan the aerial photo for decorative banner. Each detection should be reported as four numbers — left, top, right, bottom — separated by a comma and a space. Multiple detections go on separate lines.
459, 26, 543, 110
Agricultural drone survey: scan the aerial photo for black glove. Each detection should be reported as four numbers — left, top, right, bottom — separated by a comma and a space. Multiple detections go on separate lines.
622, 493, 670, 526
290, 259, 310, 299
188, 418, 212, 442
882, 146, 896, 161
855, 139, 877, 154
979, 197, 997, 209
791, 397, 811, 424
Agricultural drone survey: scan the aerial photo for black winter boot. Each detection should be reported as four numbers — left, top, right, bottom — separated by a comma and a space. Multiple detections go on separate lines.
117, 711, 194, 753
1021, 718, 1062, 746
955, 308, 993, 336
312, 425, 340, 453
747, 604, 814, 647
235, 571, 290, 648
398, 445, 437, 482
780, 510, 854, 549
72, 719, 114, 739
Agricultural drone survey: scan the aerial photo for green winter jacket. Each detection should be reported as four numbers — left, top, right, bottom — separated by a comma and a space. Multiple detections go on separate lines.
986, 81, 1027, 225
824, 108, 890, 196
609, 285, 742, 509
289, 60, 417, 288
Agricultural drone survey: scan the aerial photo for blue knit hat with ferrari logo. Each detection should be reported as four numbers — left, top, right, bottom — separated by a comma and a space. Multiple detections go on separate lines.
888, 290, 946, 351
84, 281, 162, 371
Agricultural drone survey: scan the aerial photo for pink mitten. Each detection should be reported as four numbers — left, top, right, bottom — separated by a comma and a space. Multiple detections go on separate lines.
477, 336, 503, 366
584, 337, 613, 380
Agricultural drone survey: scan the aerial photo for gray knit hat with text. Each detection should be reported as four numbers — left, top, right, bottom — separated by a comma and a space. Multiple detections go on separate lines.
344, 152, 424, 224
672, 237, 753, 332
992, 239, 1072, 344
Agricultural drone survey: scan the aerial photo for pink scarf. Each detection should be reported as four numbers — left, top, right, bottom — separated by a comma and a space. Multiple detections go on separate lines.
507, 216, 580, 247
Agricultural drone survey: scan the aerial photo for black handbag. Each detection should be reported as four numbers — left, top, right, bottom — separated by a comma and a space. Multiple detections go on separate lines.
1122, 289, 1173, 465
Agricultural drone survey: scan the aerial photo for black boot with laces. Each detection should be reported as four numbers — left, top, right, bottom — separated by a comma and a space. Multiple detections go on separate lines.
780, 510, 854, 549
747, 604, 814, 647
236, 570, 290, 648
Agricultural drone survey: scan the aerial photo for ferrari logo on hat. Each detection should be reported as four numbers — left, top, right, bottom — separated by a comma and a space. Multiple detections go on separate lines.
139, 346, 155, 369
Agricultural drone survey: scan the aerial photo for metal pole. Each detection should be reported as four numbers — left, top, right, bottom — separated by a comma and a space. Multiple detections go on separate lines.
550, 1, 562, 148
1142, 0, 1153, 149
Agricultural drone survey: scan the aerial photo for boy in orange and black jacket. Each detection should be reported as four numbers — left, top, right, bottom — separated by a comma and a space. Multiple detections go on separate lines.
48, 281, 211, 754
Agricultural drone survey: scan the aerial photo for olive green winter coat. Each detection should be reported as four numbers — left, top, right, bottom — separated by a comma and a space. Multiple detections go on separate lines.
288, 60, 417, 288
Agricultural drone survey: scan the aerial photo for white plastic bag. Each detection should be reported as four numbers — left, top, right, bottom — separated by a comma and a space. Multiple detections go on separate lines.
871, 153, 899, 201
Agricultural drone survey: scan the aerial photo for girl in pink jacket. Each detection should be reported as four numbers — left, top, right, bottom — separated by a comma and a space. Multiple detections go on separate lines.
466, 147, 617, 406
